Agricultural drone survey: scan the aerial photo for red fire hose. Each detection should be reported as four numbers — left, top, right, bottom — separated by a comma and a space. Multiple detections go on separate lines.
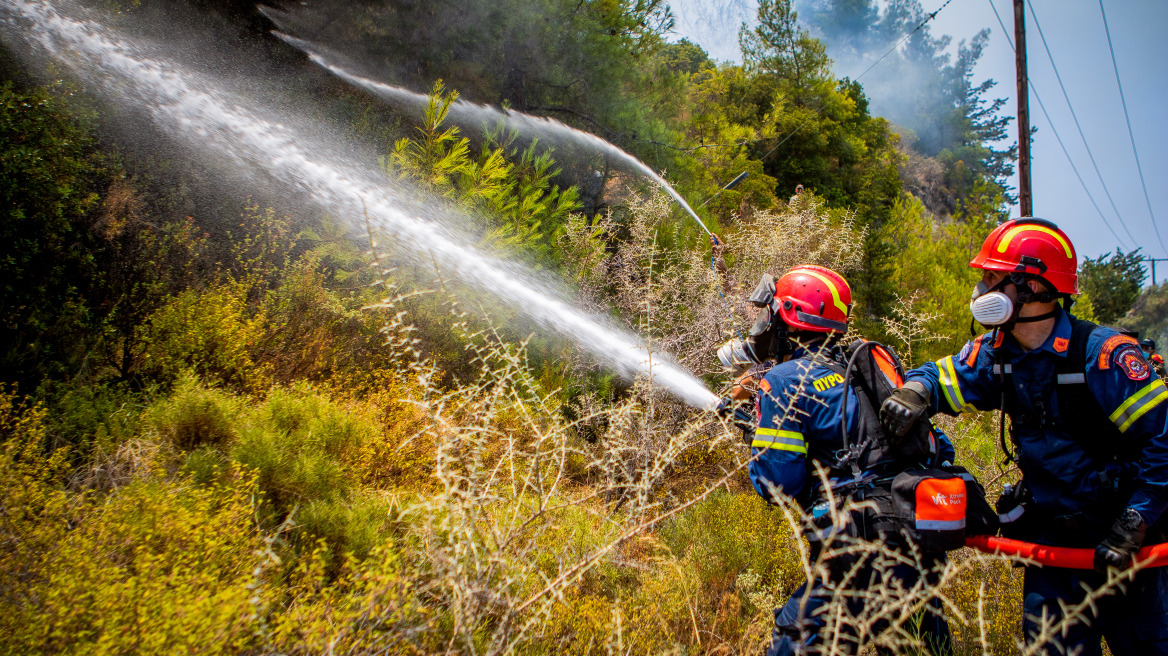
965, 536, 1168, 569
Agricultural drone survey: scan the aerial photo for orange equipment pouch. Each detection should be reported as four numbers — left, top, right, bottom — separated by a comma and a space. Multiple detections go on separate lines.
890, 469, 968, 552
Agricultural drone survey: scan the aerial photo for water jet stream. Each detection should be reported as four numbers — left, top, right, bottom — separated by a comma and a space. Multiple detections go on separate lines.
267, 29, 715, 238
1, 0, 718, 410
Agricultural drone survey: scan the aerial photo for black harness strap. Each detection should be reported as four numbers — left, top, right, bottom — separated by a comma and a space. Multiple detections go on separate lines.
817, 341, 940, 477
998, 317, 1128, 463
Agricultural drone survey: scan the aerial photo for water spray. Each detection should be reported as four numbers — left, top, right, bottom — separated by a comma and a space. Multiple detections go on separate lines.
267, 28, 717, 238
2, 0, 719, 410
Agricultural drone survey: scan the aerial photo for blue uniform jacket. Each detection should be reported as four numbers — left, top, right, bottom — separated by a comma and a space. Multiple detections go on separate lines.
906, 310, 1168, 535
750, 343, 956, 507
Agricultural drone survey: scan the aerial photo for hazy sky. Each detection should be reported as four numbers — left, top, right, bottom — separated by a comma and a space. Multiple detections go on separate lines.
671, 0, 1168, 269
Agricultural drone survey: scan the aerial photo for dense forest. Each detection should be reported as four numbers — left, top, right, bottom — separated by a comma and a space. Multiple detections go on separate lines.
1, 0, 1165, 653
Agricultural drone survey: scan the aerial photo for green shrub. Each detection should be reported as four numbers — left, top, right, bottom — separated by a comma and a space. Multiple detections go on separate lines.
233, 385, 377, 519
181, 445, 230, 486
41, 379, 142, 457
296, 492, 395, 565
659, 490, 802, 594
140, 283, 270, 392
0, 468, 266, 655
144, 374, 241, 451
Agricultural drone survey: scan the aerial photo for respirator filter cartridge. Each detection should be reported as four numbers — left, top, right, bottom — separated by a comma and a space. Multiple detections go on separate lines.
717, 338, 758, 372
969, 281, 1015, 327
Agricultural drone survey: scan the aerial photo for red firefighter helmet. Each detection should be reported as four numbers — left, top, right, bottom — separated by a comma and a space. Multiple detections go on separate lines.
970, 218, 1079, 295
773, 265, 852, 333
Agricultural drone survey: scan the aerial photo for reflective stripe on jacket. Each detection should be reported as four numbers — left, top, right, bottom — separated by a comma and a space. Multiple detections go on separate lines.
750, 343, 956, 507
906, 310, 1168, 533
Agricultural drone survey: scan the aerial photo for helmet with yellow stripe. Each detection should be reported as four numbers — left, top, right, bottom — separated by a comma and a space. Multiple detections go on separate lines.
970, 218, 1079, 295
773, 265, 852, 333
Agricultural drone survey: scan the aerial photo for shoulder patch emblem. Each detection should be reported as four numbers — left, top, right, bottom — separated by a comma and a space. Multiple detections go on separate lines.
1053, 337, 1069, 353
1098, 334, 1139, 370
759, 378, 772, 394
1116, 346, 1151, 381
958, 342, 972, 362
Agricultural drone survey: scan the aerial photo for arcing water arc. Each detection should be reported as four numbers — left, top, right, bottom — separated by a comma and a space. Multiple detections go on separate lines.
0, 0, 718, 410
265, 26, 716, 238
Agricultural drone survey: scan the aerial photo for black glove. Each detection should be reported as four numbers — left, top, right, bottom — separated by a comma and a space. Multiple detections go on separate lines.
1094, 508, 1148, 573
715, 395, 756, 445
994, 482, 1032, 538
880, 381, 930, 437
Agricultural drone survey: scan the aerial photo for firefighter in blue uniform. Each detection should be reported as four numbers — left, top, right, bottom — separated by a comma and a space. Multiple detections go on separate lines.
881, 219, 1168, 654
717, 265, 955, 655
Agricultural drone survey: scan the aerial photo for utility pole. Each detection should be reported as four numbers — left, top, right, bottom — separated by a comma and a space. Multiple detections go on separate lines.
1144, 257, 1168, 286
1014, 0, 1033, 217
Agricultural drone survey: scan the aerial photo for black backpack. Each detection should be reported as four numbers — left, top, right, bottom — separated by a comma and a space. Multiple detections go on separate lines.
820, 340, 998, 543
822, 339, 941, 475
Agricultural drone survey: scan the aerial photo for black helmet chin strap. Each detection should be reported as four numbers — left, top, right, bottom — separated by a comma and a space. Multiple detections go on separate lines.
1011, 309, 1060, 324
998, 273, 1064, 330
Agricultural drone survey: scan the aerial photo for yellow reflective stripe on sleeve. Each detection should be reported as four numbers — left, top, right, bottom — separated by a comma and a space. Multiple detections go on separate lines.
936, 356, 973, 413
752, 427, 807, 454
1110, 379, 1168, 432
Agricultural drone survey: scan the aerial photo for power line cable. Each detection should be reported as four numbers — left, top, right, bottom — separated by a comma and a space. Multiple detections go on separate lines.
984, 0, 1129, 247
756, 0, 955, 164
852, 0, 957, 84
1097, 0, 1167, 257
1026, 0, 1138, 246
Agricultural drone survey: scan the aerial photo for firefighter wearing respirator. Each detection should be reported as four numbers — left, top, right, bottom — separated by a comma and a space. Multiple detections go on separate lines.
716, 265, 994, 656
881, 218, 1168, 653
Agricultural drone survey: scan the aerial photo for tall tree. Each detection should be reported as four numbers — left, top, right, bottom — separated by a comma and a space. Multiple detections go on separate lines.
1121, 282, 1168, 346
740, 0, 832, 102
795, 0, 1016, 213
1079, 248, 1147, 325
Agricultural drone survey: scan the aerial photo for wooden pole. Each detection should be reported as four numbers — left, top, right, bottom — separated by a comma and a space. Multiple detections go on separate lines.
1015, 0, 1033, 217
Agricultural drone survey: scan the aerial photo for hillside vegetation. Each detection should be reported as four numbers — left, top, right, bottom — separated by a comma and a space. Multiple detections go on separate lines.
0, 0, 1156, 653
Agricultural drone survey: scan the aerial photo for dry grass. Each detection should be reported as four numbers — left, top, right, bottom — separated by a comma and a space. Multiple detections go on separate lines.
0, 197, 1139, 655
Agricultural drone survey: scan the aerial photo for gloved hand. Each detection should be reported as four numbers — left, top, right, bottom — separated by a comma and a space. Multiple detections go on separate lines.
715, 395, 756, 445
714, 394, 734, 419
880, 381, 931, 437
1094, 508, 1148, 573
994, 482, 1031, 538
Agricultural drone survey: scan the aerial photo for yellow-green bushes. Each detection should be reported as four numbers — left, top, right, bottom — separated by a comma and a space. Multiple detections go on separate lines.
9, 479, 264, 656
0, 392, 73, 642
0, 286, 1041, 656
140, 282, 270, 392
149, 379, 419, 565
659, 490, 802, 598
944, 553, 1025, 653
0, 390, 266, 655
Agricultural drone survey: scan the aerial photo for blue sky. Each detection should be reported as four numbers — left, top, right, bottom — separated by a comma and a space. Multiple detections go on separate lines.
931, 0, 1168, 268
670, 0, 1168, 270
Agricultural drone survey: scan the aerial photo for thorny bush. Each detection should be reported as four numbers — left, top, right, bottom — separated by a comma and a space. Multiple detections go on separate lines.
0, 196, 1145, 655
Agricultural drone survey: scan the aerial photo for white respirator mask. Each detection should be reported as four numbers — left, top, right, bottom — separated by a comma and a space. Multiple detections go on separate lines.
969, 280, 1015, 327
969, 274, 1063, 329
